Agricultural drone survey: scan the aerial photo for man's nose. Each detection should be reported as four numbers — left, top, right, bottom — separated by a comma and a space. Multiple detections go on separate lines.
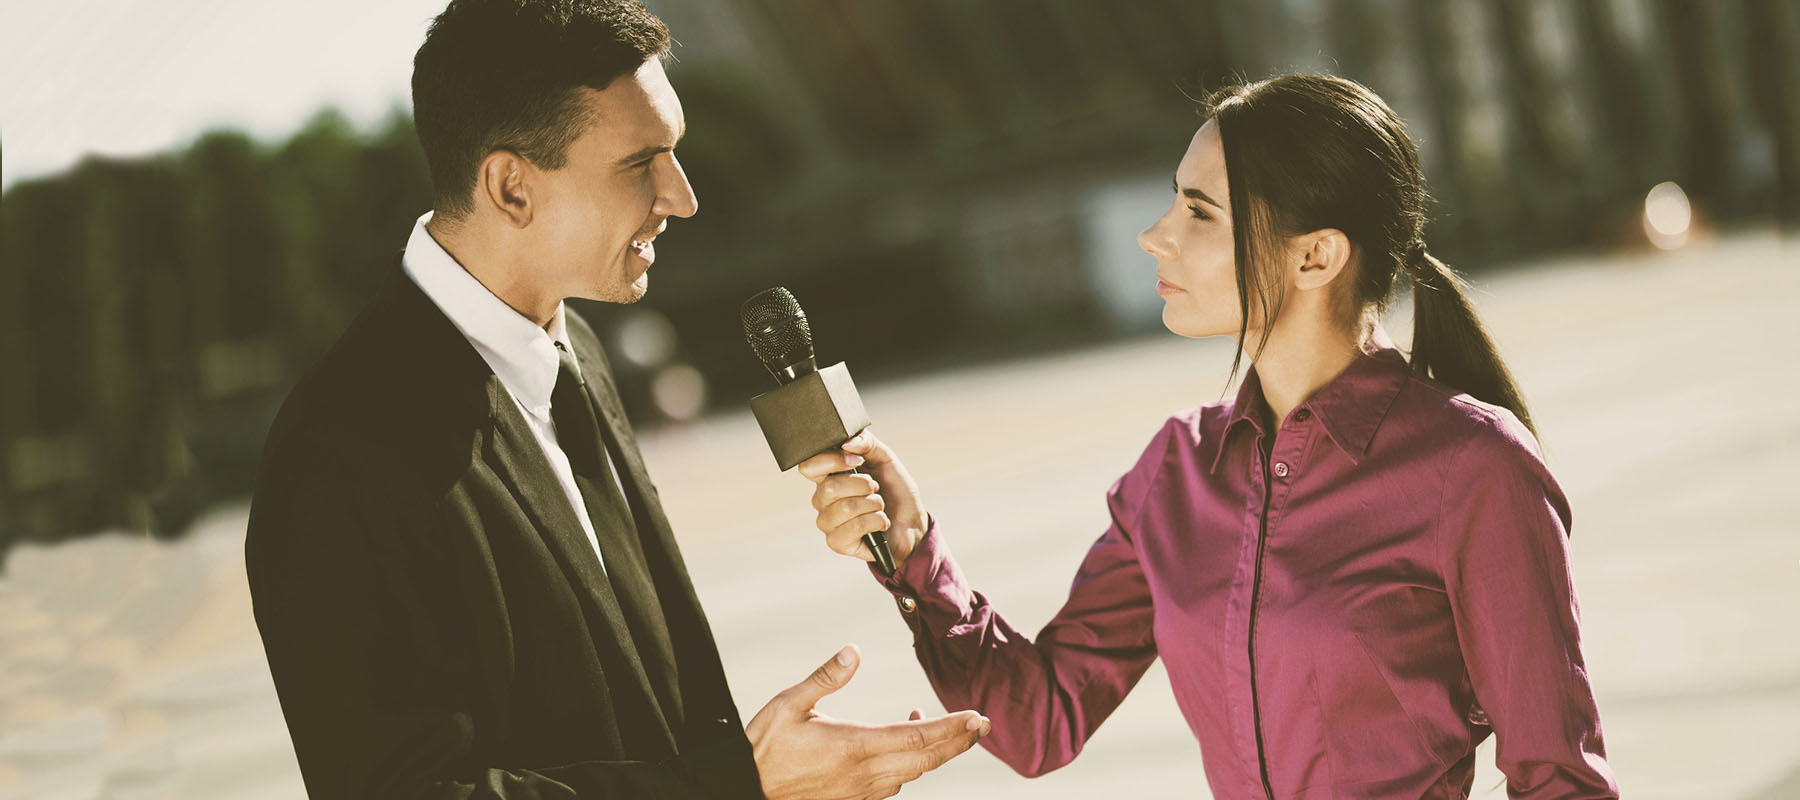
655, 155, 698, 219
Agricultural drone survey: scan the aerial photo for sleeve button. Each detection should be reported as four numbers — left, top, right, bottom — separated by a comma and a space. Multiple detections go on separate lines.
897, 596, 918, 614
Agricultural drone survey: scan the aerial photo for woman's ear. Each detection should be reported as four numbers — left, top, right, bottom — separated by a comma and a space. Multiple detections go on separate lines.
1291, 228, 1352, 292
477, 149, 535, 228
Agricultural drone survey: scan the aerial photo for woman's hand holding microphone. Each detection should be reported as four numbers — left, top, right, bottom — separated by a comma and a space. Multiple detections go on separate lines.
797, 430, 928, 568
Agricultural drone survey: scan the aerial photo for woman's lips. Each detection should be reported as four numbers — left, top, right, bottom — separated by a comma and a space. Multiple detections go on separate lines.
1155, 275, 1184, 295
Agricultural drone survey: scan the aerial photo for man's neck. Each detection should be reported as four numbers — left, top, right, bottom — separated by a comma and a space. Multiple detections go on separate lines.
425, 215, 558, 330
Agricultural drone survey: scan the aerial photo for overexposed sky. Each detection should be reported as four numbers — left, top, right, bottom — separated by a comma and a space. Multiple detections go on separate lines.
1, 0, 451, 189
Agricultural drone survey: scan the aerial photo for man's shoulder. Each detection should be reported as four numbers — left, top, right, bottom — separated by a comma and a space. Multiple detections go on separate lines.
261, 273, 490, 481
271, 281, 414, 440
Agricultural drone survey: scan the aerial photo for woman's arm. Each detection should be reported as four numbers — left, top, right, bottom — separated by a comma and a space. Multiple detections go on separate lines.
1437, 410, 1620, 799
799, 426, 1171, 777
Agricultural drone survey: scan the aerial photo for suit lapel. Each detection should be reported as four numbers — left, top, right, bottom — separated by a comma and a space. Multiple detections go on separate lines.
569, 328, 741, 731
482, 369, 676, 752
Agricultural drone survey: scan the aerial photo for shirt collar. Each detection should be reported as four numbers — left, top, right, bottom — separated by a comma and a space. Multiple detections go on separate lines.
1207, 324, 1410, 473
401, 212, 571, 421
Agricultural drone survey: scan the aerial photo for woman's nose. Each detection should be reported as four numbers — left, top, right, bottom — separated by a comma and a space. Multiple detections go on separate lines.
1138, 220, 1175, 260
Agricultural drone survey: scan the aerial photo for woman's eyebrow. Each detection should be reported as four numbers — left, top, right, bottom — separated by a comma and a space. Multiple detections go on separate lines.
1173, 176, 1222, 210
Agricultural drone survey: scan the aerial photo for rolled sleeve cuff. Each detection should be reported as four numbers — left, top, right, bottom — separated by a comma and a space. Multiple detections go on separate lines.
866, 516, 974, 628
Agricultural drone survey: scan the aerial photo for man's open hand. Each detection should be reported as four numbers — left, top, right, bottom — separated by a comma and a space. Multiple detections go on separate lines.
745, 645, 989, 800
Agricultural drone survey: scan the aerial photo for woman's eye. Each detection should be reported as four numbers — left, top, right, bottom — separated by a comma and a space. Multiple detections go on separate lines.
1188, 205, 1210, 221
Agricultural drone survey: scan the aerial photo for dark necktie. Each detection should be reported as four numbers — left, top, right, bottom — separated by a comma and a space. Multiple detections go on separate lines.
550, 342, 682, 722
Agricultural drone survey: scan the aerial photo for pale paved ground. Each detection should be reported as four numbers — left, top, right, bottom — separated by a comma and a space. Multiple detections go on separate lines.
1, 233, 1795, 799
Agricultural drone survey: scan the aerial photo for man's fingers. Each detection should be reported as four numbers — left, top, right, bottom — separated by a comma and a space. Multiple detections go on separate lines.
864, 717, 987, 783
908, 709, 923, 721
861, 710, 985, 754
784, 645, 859, 710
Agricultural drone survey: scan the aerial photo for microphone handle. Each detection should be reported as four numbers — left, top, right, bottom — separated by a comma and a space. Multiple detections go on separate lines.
833, 466, 896, 576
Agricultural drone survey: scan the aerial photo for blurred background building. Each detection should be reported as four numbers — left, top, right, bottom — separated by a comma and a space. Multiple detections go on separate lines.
2, 0, 1797, 569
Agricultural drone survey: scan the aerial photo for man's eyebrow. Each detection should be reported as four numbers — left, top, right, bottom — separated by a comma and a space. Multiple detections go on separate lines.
1173, 176, 1222, 210
615, 124, 687, 166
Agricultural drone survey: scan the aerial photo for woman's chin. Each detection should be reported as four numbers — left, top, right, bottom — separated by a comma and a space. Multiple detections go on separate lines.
1161, 306, 1223, 339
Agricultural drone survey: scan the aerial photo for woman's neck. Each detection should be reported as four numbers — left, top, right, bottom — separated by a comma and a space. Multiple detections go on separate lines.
1245, 314, 1369, 429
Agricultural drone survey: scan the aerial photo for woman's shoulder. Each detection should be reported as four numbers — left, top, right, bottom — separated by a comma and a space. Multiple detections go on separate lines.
1390, 371, 1548, 476
1109, 401, 1236, 488
1105, 405, 1215, 485
1162, 398, 1238, 447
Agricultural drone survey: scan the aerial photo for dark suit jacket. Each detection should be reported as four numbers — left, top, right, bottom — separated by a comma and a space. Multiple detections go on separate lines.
246, 269, 762, 799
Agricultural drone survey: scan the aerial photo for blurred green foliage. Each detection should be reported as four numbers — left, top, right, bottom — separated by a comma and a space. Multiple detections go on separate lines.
1, 108, 432, 547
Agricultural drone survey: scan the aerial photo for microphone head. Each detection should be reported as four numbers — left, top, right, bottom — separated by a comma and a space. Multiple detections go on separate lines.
741, 286, 816, 381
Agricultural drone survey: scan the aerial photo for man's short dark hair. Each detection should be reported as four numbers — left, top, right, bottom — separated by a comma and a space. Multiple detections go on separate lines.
412, 0, 671, 219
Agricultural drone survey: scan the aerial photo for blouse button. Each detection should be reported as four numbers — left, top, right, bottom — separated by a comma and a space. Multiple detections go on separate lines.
1293, 408, 1312, 422
1273, 461, 1290, 478
897, 596, 919, 614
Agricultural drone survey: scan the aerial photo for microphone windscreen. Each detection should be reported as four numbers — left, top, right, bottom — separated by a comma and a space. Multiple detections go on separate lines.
740, 287, 814, 373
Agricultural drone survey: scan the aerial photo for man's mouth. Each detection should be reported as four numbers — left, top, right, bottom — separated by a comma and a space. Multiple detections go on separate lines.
629, 234, 658, 262
630, 224, 665, 256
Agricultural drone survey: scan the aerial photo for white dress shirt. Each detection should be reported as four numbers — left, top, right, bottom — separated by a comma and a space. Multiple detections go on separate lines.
402, 212, 609, 571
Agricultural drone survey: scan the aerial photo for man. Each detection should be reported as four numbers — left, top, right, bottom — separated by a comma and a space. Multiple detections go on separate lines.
245, 1, 988, 797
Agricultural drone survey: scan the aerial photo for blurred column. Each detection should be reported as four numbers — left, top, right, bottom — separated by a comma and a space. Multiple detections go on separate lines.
1743, 0, 1800, 229
1409, 0, 1516, 258
1571, 0, 1664, 211
1490, 0, 1593, 247
1651, 0, 1752, 219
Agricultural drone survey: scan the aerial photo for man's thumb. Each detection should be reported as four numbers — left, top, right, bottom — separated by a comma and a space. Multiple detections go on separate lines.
789, 644, 859, 709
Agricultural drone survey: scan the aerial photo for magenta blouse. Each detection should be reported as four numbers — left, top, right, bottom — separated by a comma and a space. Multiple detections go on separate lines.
872, 329, 1618, 799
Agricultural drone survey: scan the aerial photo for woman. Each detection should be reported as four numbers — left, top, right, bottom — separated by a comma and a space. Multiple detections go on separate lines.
797, 75, 1619, 799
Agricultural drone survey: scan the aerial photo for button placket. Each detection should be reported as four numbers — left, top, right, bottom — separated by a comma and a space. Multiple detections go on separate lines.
1271, 407, 1312, 481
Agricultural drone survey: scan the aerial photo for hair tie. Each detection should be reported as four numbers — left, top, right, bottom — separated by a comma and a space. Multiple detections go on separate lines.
1405, 239, 1428, 264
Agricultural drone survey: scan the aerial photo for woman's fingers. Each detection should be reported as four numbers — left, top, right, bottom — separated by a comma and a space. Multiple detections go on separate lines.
797, 449, 865, 482
818, 494, 886, 534
797, 430, 894, 483
811, 473, 880, 511
824, 508, 890, 560
797, 430, 909, 563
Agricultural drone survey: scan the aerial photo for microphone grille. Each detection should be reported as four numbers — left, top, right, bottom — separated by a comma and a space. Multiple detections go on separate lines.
740, 286, 814, 369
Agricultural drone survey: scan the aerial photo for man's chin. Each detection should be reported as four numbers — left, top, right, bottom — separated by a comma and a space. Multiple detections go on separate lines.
623, 272, 650, 303
578, 273, 650, 305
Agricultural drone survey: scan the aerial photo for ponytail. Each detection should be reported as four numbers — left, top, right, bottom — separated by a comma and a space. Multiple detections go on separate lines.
1405, 245, 1537, 435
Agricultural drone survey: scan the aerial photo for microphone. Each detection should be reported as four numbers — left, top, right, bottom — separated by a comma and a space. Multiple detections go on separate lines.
740, 287, 896, 576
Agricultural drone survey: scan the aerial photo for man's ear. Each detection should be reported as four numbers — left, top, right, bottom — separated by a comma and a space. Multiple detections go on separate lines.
476, 150, 534, 228
1291, 228, 1352, 292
